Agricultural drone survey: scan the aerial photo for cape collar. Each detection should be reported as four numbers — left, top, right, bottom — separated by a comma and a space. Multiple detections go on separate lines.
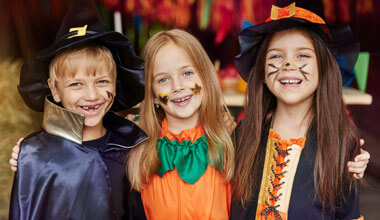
42, 96, 148, 148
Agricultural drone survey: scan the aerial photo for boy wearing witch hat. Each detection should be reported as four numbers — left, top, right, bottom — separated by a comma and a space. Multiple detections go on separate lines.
9, 0, 148, 219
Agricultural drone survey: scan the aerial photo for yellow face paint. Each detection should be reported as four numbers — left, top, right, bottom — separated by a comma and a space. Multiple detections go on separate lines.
158, 92, 170, 105
190, 83, 202, 96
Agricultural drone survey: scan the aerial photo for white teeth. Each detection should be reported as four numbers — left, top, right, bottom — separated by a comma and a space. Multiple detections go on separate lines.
280, 79, 301, 84
172, 96, 191, 103
81, 105, 100, 110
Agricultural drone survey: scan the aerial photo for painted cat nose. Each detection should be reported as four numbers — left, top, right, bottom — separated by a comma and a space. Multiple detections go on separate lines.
282, 61, 296, 70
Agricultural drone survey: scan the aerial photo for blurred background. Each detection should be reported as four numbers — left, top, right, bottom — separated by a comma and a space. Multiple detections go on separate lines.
0, 0, 379, 219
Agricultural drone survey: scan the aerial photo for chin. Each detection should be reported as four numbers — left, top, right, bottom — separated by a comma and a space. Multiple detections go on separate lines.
84, 118, 103, 128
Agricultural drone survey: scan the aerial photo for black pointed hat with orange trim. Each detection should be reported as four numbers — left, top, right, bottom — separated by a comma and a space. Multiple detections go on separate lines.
18, 0, 145, 112
234, 1, 359, 87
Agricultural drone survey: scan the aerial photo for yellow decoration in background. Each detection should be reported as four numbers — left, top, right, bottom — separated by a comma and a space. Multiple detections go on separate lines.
237, 77, 247, 93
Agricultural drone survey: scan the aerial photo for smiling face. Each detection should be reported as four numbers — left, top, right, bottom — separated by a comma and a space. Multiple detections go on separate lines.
265, 28, 319, 107
48, 53, 116, 133
152, 43, 204, 125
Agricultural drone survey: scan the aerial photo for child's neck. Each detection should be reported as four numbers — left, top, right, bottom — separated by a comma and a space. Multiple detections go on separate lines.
166, 114, 200, 134
82, 124, 107, 141
272, 101, 313, 140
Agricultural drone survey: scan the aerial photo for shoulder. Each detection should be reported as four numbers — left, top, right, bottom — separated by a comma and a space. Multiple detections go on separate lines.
103, 112, 148, 148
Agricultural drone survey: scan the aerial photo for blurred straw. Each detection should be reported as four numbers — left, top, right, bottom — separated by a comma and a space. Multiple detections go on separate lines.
0, 59, 42, 218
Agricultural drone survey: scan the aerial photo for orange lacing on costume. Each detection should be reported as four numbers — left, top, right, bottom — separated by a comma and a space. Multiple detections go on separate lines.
260, 129, 306, 220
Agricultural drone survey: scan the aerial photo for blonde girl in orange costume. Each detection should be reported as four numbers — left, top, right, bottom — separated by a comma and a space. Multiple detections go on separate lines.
127, 29, 235, 220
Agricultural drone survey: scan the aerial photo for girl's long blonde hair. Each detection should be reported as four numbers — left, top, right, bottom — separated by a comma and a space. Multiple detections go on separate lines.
128, 29, 235, 191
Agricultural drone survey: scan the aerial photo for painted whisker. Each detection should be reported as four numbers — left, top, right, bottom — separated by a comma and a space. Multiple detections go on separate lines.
299, 64, 309, 81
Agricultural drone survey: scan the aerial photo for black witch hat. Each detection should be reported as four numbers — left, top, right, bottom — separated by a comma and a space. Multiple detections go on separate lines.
234, 0, 359, 87
18, 0, 145, 112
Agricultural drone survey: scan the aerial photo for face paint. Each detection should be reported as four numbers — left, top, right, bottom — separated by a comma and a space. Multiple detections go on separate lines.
104, 90, 114, 110
158, 92, 169, 105
190, 83, 202, 96
267, 63, 280, 77
299, 64, 309, 81
106, 91, 112, 99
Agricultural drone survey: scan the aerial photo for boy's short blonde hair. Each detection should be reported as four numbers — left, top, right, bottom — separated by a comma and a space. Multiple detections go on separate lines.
49, 44, 116, 88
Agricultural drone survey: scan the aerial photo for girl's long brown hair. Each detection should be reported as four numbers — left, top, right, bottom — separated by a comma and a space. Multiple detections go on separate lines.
128, 29, 235, 191
233, 27, 359, 210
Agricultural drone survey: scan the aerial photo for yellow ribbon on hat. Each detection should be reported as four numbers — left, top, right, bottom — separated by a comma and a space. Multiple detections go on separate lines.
271, 2, 296, 20
68, 25, 88, 39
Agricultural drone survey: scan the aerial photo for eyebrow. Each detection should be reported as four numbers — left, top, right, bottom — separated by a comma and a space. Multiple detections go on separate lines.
153, 64, 194, 77
180, 65, 193, 70
296, 47, 315, 52
153, 72, 167, 79
267, 48, 281, 53
267, 47, 315, 53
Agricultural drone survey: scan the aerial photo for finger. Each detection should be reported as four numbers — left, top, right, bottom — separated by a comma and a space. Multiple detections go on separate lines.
12, 152, 19, 160
9, 158, 17, 167
11, 166, 17, 172
353, 173, 363, 180
354, 150, 370, 162
12, 145, 20, 154
16, 138, 24, 145
348, 160, 369, 168
348, 165, 367, 174
359, 138, 365, 147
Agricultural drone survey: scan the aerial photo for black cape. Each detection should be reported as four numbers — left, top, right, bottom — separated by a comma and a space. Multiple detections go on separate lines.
9, 100, 148, 220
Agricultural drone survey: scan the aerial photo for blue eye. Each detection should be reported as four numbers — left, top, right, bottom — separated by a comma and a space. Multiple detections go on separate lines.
158, 78, 168, 83
69, 82, 81, 87
98, 80, 110, 85
298, 54, 311, 58
183, 71, 193, 77
269, 54, 282, 59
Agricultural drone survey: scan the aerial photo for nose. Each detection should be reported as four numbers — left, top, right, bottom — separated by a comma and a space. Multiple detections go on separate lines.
171, 77, 185, 93
281, 59, 297, 71
84, 84, 99, 101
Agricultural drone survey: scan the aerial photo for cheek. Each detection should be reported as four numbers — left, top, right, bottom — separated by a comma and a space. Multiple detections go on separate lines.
153, 83, 171, 95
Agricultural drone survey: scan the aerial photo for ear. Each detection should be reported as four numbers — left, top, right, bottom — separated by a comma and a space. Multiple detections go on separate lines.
153, 96, 160, 104
47, 78, 61, 103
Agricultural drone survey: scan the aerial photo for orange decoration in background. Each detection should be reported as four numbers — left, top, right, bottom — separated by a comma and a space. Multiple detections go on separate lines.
210, 0, 235, 44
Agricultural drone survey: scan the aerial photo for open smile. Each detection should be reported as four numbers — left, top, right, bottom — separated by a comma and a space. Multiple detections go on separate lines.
79, 103, 103, 114
279, 78, 302, 85
278, 77, 303, 88
171, 95, 193, 106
